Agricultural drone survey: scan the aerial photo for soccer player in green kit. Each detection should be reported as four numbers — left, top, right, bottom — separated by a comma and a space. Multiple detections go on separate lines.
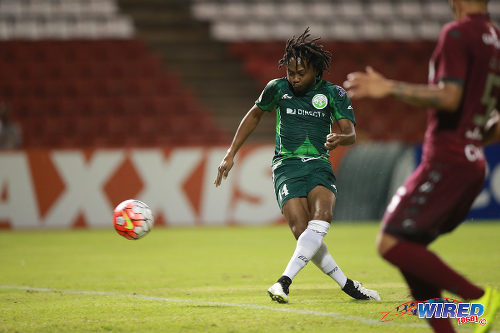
214, 28, 380, 303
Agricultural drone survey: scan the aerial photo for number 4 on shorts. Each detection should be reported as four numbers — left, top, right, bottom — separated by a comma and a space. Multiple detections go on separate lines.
279, 184, 289, 201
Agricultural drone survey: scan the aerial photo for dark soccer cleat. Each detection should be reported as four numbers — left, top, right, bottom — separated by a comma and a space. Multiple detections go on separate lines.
267, 276, 292, 304
342, 278, 381, 301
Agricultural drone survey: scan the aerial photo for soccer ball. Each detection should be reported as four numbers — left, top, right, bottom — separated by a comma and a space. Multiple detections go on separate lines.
113, 199, 154, 240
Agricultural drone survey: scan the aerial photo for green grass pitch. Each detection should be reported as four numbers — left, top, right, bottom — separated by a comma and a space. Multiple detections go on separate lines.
0, 222, 499, 332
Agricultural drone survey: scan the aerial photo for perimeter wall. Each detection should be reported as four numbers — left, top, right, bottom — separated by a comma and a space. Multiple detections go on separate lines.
1, 143, 499, 229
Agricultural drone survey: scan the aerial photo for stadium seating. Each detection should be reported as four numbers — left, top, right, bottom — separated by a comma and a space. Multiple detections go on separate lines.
192, 0, 500, 42
0, 0, 226, 148
4, 0, 495, 147
191, 0, 473, 42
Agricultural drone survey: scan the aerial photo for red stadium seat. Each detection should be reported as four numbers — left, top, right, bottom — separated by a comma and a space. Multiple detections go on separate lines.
0, 40, 230, 147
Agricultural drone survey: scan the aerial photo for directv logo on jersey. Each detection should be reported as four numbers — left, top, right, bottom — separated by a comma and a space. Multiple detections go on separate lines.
286, 108, 326, 118
417, 299, 486, 326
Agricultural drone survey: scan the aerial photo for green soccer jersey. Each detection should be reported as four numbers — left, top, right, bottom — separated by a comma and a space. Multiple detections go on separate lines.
255, 78, 356, 164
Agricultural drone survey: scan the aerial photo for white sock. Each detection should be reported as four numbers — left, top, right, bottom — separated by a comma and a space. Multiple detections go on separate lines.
282, 220, 330, 280
311, 241, 348, 288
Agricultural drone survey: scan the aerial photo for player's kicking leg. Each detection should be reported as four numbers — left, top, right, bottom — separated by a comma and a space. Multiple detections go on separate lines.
312, 241, 380, 300
267, 232, 380, 303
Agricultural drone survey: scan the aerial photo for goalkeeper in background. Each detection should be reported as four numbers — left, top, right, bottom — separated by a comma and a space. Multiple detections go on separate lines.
214, 28, 380, 303
344, 0, 500, 332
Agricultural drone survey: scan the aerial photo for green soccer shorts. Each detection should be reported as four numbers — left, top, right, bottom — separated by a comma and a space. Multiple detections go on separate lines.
272, 158, 338, 211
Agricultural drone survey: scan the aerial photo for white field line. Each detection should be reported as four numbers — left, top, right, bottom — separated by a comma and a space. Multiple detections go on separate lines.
0, 285, 493, 332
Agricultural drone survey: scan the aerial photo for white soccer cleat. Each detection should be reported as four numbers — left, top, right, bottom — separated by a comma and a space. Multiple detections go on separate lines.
342, 279, 381, 301
267, 282, 289, 304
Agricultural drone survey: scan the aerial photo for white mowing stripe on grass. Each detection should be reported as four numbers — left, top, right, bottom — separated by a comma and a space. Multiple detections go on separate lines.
0, 285, 491, 332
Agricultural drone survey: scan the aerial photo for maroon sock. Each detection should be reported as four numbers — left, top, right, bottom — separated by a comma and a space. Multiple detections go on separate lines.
401, 270, 441, 301
383, 241, 483, 300
401, 271, 455, 332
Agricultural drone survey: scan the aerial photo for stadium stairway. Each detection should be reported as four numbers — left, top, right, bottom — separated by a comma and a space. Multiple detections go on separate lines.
117, 0, 276, 143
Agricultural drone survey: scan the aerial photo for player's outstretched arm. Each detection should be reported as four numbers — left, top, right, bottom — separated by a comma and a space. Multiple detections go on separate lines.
343, 67, 463, 112
324, 118, 356, 150
214, 105, 265, 187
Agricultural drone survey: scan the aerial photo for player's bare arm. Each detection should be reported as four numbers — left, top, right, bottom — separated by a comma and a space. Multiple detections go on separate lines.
343, 66, 463, 111
324, 118, 355, 150
214, 105, 265, 187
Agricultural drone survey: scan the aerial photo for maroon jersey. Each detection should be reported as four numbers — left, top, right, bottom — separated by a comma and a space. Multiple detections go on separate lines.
382, 14, 499, 243
424, 14, 500, 162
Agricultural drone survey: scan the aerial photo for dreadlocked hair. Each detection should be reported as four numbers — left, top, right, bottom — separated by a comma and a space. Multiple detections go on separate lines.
278, 27, 332, 78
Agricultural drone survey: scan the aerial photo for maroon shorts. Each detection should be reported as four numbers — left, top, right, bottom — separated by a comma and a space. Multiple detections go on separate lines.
381, 158, 486, 244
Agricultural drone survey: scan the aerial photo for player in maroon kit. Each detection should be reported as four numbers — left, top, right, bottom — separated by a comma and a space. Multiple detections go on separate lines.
344, 0, 500, 332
